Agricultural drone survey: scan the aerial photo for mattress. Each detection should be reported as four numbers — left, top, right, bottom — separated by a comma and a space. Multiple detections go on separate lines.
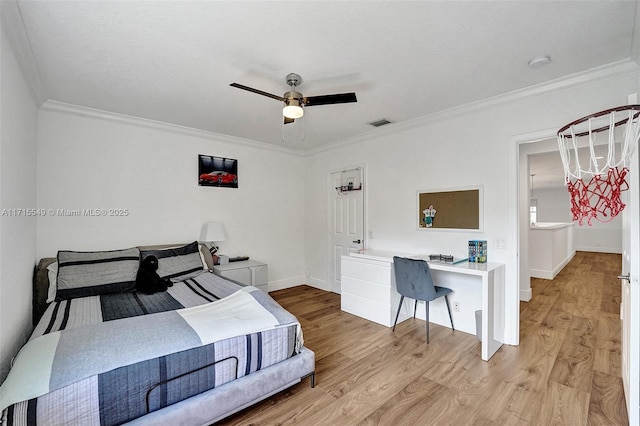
0, 272, 303, 425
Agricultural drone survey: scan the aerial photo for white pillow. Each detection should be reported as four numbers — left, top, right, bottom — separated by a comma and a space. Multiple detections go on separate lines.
46, 261, 58, 303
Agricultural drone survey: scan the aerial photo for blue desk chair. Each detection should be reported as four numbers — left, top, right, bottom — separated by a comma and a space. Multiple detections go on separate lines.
392, 256, 454, 343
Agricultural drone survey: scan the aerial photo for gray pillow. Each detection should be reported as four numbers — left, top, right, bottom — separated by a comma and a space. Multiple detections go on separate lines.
140, 241, 205, 282
56, 247, 140, 300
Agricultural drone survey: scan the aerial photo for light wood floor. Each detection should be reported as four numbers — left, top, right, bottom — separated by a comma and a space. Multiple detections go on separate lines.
217, 252, 628, 425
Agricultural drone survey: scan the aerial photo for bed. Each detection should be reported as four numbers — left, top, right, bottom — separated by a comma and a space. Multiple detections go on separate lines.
0, 242, 315, 425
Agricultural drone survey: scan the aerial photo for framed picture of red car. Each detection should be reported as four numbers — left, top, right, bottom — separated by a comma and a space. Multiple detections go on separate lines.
198, 155, 238, 188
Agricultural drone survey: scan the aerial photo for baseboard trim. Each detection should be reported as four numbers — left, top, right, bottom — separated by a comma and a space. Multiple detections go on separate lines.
303, 277, 332, 292
530, 251, 576, 280
552, 251, 576, 277
575, 246, 622, 254
268, 276, 305, 292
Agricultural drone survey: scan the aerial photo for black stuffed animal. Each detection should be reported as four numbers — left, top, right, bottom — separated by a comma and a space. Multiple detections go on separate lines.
136, 255, 173, 294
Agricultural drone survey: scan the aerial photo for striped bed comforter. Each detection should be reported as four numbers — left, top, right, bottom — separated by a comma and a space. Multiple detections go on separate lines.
0, 272, 302, 426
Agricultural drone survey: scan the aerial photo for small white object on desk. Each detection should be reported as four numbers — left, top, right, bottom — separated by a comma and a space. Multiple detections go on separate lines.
212, 259, 268, 292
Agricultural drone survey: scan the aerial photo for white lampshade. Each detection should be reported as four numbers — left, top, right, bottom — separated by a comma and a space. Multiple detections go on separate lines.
199, 222, 227, 242
283, 100, 304, 119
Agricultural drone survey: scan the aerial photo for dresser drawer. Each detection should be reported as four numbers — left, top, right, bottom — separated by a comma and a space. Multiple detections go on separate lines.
342, 276, 390, 305
341, 258, 391, 286
341, 293, 392, 327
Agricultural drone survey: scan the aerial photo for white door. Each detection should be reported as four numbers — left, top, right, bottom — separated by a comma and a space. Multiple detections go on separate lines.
329, 168, 364, 293
622, 147, 640, 425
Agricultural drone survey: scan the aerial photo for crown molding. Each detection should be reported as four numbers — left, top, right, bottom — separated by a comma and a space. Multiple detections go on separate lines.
38, 59, 639, 158
40, 100, 306, 156
306, 59, 640, 156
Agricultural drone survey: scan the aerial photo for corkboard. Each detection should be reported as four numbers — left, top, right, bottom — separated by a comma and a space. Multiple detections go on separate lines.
418, 188, 481, 230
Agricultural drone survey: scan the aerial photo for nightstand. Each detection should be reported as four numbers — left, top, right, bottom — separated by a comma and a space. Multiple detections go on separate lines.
212, 259, 268, 292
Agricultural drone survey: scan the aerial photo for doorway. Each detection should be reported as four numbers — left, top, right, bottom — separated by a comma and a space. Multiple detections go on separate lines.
515, 132, 639, 423
519, 138, 626, 297
517, 136, 560, 302
328, 166, 365, 294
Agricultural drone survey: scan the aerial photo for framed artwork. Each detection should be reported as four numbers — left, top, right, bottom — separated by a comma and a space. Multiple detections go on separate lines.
417, 186, 483, 231
198, 155, 238, 188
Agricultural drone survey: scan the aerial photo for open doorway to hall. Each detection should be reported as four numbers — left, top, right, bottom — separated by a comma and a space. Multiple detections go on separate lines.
516, 137, 630, 425
517, 138, 623, 302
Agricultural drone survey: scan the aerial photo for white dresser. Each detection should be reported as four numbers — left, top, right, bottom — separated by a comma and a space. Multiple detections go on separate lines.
341, 250, 505, 361
212, 259, 268, 292
341, 253, 410, 327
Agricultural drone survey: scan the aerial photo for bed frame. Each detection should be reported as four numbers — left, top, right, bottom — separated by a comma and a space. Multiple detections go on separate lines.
31, 247, 315, 425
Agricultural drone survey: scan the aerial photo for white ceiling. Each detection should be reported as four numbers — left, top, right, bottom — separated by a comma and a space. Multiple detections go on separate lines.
529, 149, 567, 191
7, 1, 640, 152
530, 142, 622, 190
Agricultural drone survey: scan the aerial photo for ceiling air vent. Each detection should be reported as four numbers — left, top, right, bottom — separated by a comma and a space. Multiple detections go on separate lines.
368, 118, 393, 128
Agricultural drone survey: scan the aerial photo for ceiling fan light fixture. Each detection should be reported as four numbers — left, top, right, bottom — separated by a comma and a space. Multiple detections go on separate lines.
230, 73, 357, 123
283, 98, 304, 119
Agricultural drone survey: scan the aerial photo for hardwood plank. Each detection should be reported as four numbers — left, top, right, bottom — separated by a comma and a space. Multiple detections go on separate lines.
549, 332, 595, 393
596, 315, 622, 351
519, 318, 538, 339
593, 347, 622, 377
537, 381, 590, 425
476, 381, 543, 425
413, 390, 491, 426
318, 332, 424, 398
567, 315, 598, 348
540, 306, 574, 333
356, 374, 448, 425
293, 348, 434, 424
519, 300, 555, 323
588, 371, 628, 425
217, 381, 335, 425
600, 283, 622, 315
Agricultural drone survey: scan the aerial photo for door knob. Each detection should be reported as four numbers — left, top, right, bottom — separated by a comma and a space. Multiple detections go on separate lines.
352, 239, 362, 244
618, 274, 631, 281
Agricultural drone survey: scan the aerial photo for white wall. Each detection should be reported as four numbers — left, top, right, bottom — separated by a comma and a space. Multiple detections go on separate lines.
304, 67, 639, 346
0, 26, 39, 382
36, 104, 306, 290
536, 186, 622, 253
535, 187, 572, 223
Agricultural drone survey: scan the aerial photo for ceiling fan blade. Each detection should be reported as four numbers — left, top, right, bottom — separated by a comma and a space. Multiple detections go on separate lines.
230, 83, 284, 101
303, 92, 357, 106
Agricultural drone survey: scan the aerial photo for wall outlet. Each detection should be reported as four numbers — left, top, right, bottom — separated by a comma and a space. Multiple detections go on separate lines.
453, 302, 460, 312
493, 237, 507, 249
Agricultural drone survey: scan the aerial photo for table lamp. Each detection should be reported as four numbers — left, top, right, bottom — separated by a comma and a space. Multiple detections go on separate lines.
199, 222, 227, 255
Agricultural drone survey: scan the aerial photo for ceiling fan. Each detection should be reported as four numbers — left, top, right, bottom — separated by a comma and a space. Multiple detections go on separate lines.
230, 73, 357, 124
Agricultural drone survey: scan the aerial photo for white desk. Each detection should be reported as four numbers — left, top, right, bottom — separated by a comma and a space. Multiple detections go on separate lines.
341, 250, 505, 361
